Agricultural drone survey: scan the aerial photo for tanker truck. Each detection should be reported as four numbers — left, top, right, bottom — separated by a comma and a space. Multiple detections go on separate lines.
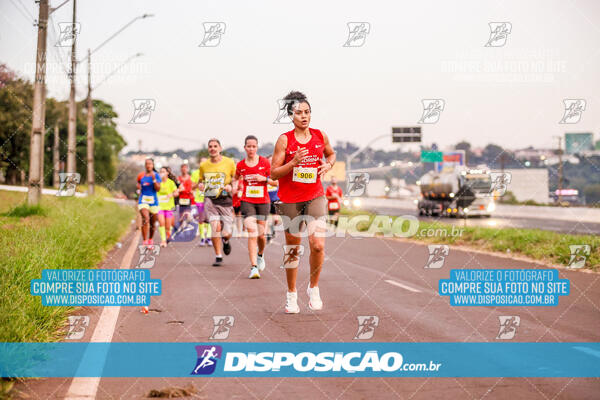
416, 166, 495, 217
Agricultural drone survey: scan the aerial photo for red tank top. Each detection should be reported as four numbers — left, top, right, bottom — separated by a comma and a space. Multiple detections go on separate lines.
178, 175, 195, 205
236, 156, 271, 204
278, 128, 325, 203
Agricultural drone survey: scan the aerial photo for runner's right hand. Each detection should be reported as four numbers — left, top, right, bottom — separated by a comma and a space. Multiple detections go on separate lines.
292, 148, 309, 166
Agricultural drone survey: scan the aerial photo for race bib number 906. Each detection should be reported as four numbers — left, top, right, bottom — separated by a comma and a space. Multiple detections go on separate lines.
292, 167, 317, 184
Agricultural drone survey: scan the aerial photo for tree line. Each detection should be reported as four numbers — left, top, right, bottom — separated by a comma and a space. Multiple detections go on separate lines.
0, 64, 126, 188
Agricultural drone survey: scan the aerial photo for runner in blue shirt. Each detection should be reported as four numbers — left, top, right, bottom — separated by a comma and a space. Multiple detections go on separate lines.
137, 158, 161, 246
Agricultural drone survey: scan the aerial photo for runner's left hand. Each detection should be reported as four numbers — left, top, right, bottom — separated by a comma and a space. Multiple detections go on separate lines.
318, 160, 332, 177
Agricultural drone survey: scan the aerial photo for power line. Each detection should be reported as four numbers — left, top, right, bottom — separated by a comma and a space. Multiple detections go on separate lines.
8, 0, 33, 24
48, 15, 72, 77
116, 123, 205, 145
46, 15, 72, 80
15, 0, 35, 20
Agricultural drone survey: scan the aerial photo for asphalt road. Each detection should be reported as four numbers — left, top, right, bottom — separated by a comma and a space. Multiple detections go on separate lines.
18, 225, 600, 399
365, 205, 600, 236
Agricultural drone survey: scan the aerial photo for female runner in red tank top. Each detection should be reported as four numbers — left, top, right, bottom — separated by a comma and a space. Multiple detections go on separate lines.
271, 91, 336, 314
235, 135, 272, 279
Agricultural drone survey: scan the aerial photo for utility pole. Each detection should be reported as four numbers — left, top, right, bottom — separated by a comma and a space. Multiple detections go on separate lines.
27, 0, 49, 205
40, 84, 47, 189
86, 49, 95, 195
53, 122, 60, 187
66, 0, 77, 173
557, 136, 563, 204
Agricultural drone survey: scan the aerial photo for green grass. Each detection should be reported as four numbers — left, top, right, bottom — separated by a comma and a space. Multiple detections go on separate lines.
0, 191, 135, 343
340, 208, 600, 270
75, 184, 115, 198
0, 203, 47, 218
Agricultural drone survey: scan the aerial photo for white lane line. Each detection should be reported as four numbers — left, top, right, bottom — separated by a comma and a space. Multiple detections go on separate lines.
384, 279, 422, 293
327, 255, 432, 294
64, 230, 139, 400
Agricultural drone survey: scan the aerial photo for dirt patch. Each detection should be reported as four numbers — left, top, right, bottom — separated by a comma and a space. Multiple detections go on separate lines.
0, 222, 16, 230
147, 384, 198, 398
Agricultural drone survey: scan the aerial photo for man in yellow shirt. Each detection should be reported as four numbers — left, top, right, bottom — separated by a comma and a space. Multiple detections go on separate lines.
193, 139, 237, 267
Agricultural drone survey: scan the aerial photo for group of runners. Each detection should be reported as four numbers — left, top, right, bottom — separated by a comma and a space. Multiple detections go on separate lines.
136, 91, 343, 313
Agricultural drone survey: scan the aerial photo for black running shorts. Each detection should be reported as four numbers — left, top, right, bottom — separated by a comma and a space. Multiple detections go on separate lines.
240, 201, 270, 220
275, 195, 327, 234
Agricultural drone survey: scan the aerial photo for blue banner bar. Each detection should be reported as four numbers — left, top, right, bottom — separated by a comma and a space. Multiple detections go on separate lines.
1, 343, 599, 378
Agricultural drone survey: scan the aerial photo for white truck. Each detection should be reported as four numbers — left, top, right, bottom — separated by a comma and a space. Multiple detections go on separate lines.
417, 166, 495, 217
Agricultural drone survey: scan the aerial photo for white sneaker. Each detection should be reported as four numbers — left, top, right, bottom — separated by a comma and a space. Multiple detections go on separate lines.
257, 255, 266, 271
285, 291, 300, 314
307, 285, 323, 311
248, 266, 260, 279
